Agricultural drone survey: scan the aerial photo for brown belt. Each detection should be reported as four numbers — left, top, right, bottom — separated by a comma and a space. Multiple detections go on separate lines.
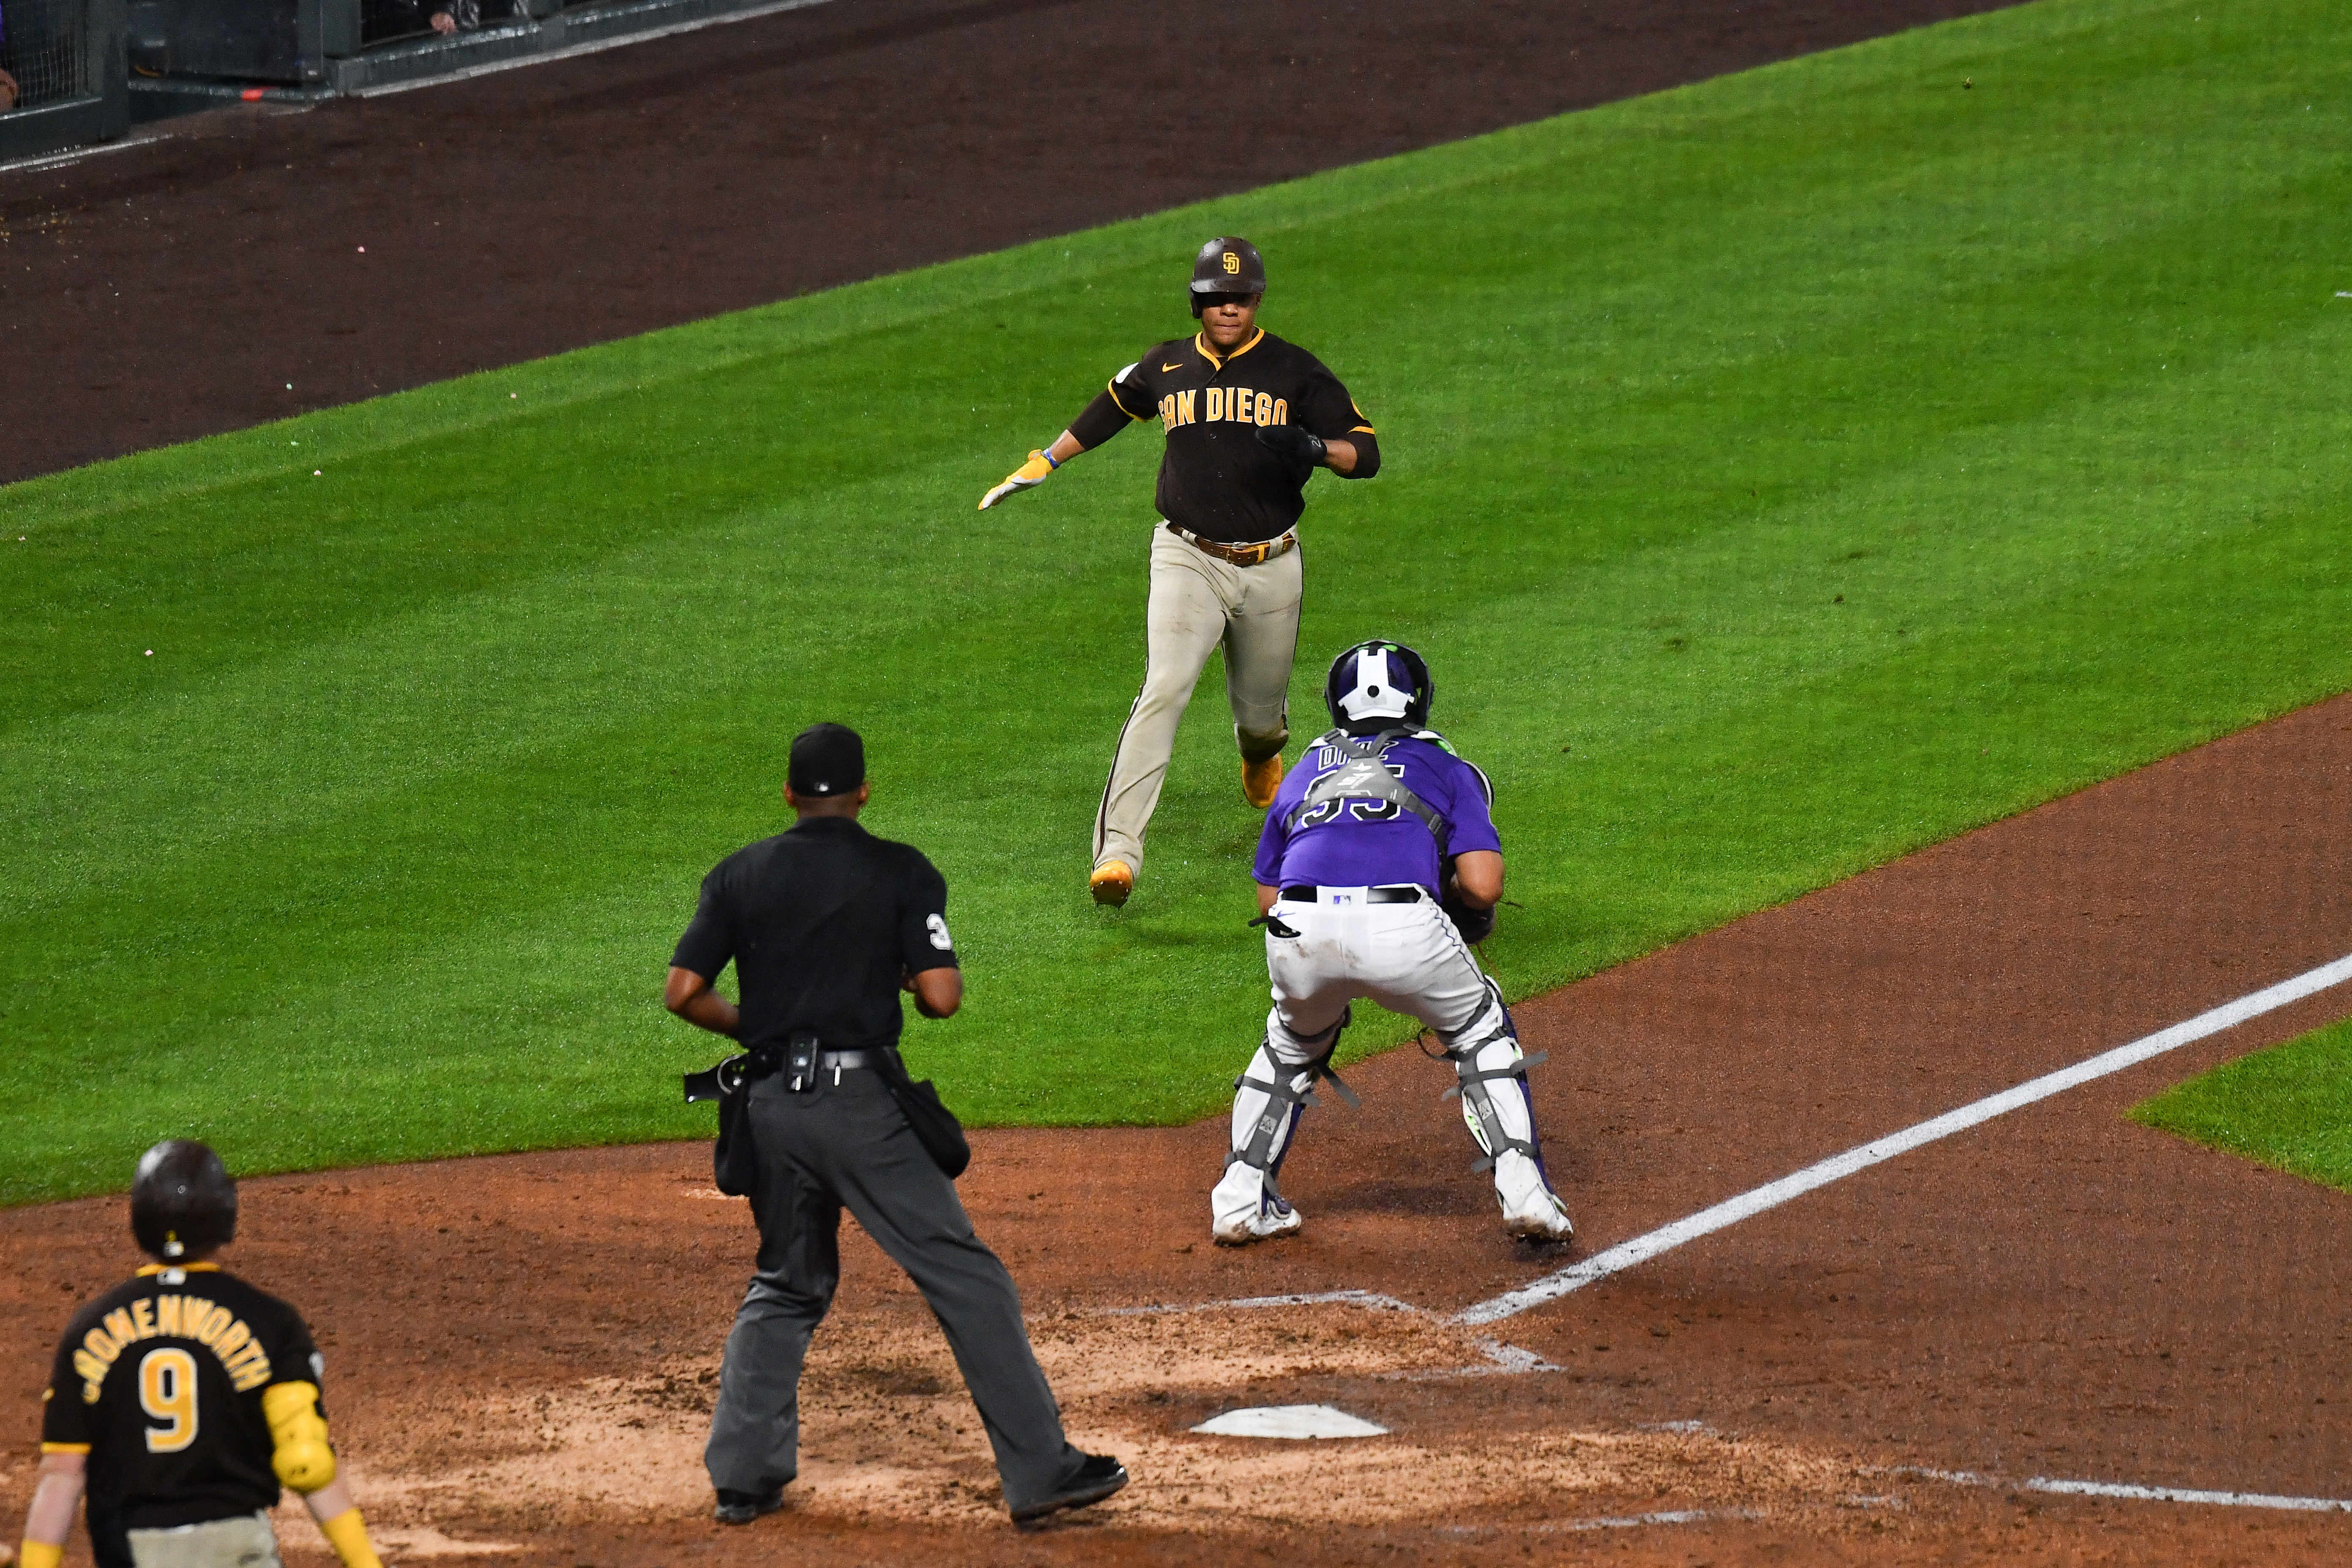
1165, 522, 1297, 567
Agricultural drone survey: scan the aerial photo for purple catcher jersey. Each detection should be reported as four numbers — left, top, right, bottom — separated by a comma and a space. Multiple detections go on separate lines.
1253, 730, 1501, 892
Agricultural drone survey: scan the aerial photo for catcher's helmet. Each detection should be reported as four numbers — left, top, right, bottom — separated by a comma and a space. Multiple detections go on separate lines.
130, 1139, 238, 1261
1189, 236, 1266, 317
1325, 640, 1434, 733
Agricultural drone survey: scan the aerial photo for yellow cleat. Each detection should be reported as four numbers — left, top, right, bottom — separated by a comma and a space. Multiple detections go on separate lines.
1089, 860, 1134, 907
1242, 752, 1284, 809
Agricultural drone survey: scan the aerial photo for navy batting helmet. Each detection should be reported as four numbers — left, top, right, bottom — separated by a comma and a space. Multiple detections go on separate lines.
1190, 236, 1266, 317
1325, 641, 1434, 733
131, 1139, 238, 1261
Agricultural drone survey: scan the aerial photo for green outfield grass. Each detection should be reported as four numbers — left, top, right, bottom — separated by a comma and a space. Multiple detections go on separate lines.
5, 0, 2351, 1203
2132, 1021, 2352, 1194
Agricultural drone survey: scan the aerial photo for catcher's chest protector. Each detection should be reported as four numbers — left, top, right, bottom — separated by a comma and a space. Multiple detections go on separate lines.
1284, 730, 1451, 855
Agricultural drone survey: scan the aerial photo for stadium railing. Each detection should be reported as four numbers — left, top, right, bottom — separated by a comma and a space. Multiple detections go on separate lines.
0, 0, 130, 161
120, 0, 813, 115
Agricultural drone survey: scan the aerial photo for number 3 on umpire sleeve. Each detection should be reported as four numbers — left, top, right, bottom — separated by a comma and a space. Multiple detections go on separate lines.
140, 1347, 200, 1452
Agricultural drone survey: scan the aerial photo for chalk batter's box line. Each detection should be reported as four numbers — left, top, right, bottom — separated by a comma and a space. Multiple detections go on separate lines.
1082, 1289, 1554, 1377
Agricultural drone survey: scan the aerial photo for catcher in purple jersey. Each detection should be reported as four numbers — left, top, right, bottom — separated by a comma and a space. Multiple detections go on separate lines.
1209, 640, 1575, 1247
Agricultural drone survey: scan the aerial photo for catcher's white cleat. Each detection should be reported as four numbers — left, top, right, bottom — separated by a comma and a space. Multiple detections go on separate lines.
1210, 1164, 1303, 1246
1494, 1152, 1574, 1243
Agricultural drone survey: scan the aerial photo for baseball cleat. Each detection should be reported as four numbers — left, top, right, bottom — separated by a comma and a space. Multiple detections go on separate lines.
1498, 1186, 1575, 1244
1211, 1165, 1303, 1245
1212, 1197, 1303, 1246
1089, 860, 1134, 906
1241, 751, 1285, 808
1011, 1451, 1129, 1524
713, 1486, 785, 1525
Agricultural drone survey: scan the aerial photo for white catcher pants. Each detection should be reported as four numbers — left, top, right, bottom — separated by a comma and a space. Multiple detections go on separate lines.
1219, 890, 1557, 1219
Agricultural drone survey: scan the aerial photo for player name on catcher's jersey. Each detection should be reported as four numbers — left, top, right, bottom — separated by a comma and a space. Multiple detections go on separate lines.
1253, 732, 1502, 894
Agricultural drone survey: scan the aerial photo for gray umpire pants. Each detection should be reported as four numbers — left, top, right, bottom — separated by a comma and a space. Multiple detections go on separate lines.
704, 1069, 1084, 1514
1093, 524, 1304, 878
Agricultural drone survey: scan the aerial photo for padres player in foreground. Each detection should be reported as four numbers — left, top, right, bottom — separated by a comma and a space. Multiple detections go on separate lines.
1211, 642, 1575, 1246
18, 1141, 384, 1568
979, 237, 1380, 907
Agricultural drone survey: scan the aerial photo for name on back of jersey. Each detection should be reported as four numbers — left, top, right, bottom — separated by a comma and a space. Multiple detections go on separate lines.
71, 1294, 273, 1402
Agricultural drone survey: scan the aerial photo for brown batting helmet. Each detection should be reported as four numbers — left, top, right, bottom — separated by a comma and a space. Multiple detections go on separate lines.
130, 1139, 239, 1260
1189, 237, 1266, 316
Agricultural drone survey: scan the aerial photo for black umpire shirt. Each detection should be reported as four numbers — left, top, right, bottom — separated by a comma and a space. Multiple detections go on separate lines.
671, 817, 960, 1053
43, 1263, 325, 1568
1065, 327, 1380, 544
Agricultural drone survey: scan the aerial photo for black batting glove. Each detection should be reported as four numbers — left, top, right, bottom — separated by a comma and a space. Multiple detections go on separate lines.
1255, 424, 1327, 468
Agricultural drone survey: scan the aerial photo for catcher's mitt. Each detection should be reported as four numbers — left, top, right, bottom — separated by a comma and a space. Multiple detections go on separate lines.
1442, 887, 1496, 945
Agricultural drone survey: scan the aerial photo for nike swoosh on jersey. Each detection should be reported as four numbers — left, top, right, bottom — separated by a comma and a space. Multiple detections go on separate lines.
1161, 362, 1186, 371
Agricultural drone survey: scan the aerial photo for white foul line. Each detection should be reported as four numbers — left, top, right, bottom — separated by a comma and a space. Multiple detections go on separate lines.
1457, 950, 2352, 1326
1897, 1466, 2352, 1513
2021, 1477, 2352, 1511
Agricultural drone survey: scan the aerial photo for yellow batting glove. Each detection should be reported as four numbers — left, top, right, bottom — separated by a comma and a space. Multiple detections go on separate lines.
22, 1543, 62, 1568
978, 449, 1058, 509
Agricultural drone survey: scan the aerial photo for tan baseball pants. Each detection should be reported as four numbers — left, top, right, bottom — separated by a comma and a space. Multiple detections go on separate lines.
1093, 525, 1303, 878
127, 1512, 283, 1568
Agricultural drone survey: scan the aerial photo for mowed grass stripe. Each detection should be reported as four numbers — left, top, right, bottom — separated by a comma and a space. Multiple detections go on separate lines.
5, 0, 2350, 1200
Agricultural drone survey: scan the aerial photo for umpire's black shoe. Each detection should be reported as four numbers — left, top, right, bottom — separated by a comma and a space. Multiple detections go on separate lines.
1011, 1452, 1129, 1524
713, 1486, 785, 1525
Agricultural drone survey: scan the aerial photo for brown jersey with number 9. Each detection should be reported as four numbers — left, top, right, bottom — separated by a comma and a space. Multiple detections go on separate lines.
42, 1263, 324, 1563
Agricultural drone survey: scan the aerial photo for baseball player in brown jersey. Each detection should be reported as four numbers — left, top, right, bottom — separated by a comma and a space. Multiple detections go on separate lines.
16, 1142, 384, 1568
979, 237, 1381, 906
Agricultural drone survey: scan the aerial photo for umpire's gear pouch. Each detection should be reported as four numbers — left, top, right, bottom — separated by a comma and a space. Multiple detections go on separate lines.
685, 1046, 780, 1197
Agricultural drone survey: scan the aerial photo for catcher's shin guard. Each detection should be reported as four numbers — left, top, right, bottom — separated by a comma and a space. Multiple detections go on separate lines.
1227, 1007, 1357, 1183
1214, 1009, 1358, 1242
1440, 983, 1573, 1240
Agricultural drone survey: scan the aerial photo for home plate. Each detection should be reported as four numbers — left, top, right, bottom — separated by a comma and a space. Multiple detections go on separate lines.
1192, 1404, 1389, 1439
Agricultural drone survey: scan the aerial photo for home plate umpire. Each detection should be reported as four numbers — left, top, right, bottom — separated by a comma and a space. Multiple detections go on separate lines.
664, 723, 1128, 1527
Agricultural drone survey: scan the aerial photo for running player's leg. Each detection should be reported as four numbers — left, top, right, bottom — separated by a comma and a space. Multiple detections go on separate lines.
1212, 901, 1360, 1242
1094, 528, 1235, 885
1364, 902, 1573, 1241
1223, 544, 1302, 801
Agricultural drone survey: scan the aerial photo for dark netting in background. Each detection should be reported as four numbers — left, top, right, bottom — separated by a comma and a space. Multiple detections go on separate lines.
2, 0, 94, 107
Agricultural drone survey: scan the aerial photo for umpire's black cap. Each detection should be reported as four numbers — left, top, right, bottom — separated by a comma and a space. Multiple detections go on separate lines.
1190, 237, 1266, 315
789, 722, 865, 797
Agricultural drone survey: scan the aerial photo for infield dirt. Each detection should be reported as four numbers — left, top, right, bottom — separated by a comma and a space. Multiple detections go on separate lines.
4, 697, 2348, 1563
1, 0, 2026, 483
